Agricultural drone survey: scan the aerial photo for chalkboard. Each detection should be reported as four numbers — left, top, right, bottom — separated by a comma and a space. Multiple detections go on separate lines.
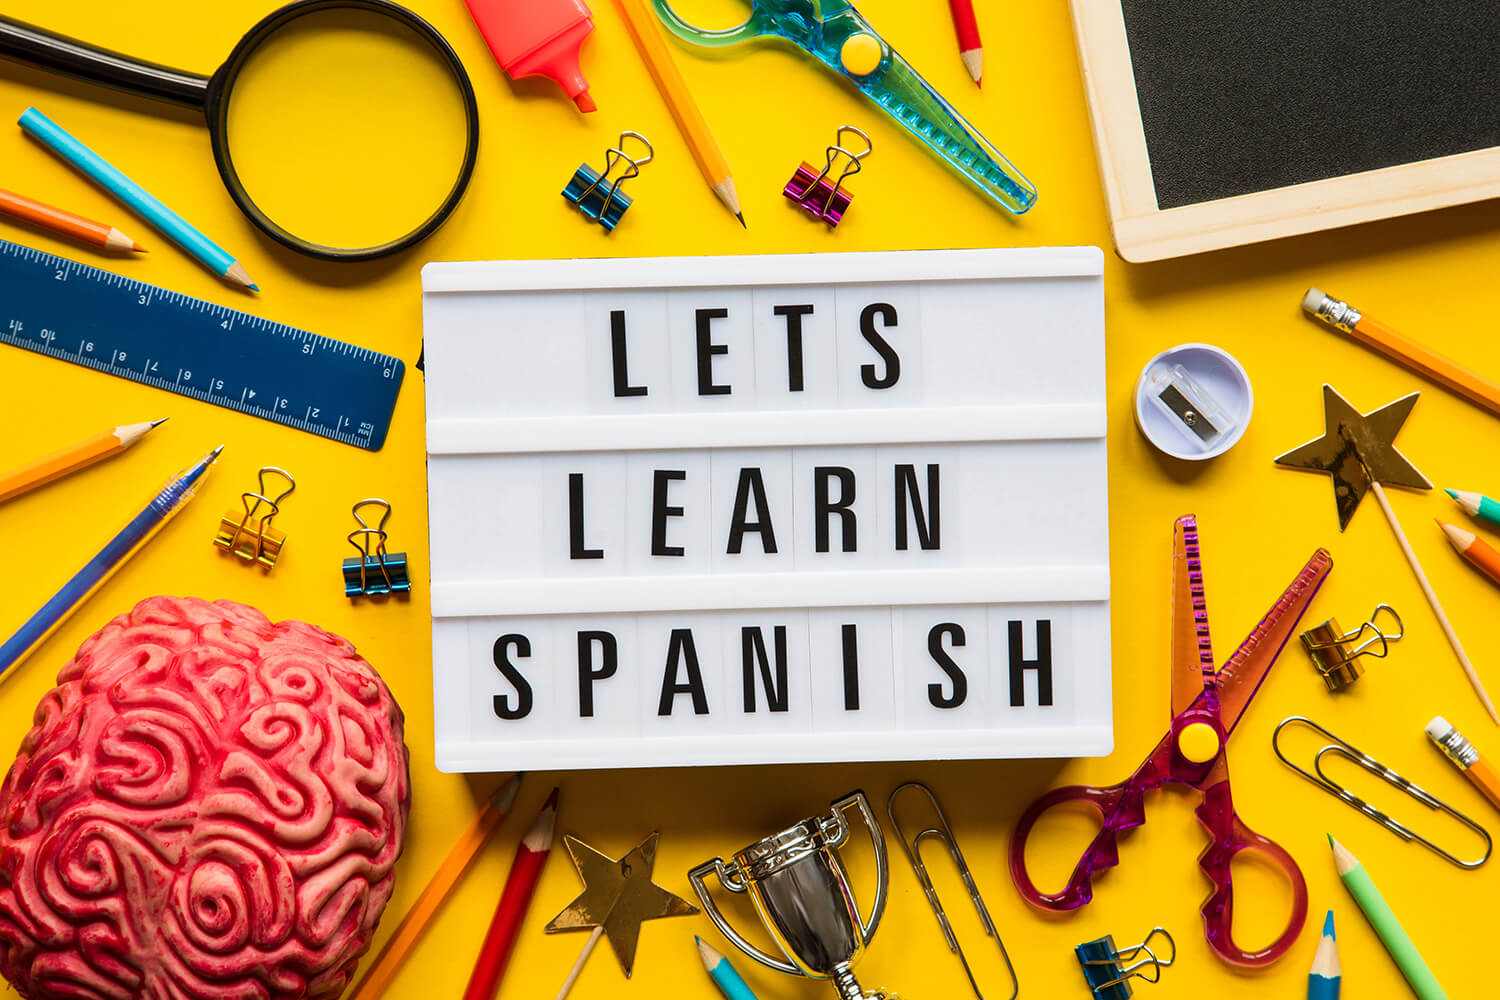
1072, 2, 1500, 261
1122, 1, 1500, 209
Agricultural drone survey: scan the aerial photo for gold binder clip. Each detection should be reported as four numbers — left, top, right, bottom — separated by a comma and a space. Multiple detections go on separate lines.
213, 466, 294, 568
1272, 716, 1493, 869
1299, 604, 1403, 691
887, 782, 1019, 1000
343, 498, 410, 598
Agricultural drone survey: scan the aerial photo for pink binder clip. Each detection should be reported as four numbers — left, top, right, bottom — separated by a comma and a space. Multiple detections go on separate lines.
783, 126, 872, 226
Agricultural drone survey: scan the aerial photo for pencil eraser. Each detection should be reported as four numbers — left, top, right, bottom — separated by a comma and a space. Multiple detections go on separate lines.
1426, 715, 1453, 740
1301, 287, 1326, 314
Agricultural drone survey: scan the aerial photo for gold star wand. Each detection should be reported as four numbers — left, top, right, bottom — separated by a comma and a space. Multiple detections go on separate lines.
545, 832, 699, 999
1276, 385, 1498, 723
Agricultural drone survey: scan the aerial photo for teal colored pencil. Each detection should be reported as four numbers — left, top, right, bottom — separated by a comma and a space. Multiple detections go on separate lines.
1307, 910, 1341, 1000
1330, 835, 1446, 1000
18, 108, 257, 290
696, 937, 759, 1000
1446, 489, 1500, 532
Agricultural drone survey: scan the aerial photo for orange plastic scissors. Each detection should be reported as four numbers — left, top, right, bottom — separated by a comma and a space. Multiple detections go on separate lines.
1009, 515, 1331, 966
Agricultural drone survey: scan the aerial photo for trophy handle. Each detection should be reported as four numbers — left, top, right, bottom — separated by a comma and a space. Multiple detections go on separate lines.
831, 791, 890, 946
688, 857, 802, 976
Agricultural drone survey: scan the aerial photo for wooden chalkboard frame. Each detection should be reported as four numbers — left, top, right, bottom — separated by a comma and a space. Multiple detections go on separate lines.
1072, 1, 1500, 262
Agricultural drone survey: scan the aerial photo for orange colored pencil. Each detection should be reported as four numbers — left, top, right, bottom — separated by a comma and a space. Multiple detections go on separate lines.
0, 418, 167, 503
346, 775, 523, 1000
0, 187, 143, 252
1439, 520, 1500, 589
1303, 289, 1500, 419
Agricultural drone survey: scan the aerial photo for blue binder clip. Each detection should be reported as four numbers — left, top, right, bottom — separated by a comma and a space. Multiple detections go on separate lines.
342, 498, 410, 598
1075, 928, 1174, 999
562, 131, 653, 231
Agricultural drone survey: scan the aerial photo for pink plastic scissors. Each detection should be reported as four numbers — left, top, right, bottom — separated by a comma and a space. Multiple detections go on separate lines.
1009, 515, 1331, 967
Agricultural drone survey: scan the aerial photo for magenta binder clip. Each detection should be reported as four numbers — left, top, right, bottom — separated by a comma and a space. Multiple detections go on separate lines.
782, 125, 871, 226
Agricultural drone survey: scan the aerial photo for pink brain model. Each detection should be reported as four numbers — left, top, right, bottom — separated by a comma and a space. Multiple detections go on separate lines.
0, 597, 410, 1000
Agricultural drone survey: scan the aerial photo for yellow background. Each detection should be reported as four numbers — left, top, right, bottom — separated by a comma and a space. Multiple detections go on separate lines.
3, 1, 1500, 997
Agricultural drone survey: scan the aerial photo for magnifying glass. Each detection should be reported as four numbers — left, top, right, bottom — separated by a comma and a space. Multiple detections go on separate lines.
0, 0, 479, 262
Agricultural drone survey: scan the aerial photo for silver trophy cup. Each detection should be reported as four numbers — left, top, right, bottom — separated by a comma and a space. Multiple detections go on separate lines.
689, 791, 896, 1000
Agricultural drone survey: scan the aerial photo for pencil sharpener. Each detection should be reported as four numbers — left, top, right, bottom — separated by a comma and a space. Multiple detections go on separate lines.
1133, 344, 1252, 461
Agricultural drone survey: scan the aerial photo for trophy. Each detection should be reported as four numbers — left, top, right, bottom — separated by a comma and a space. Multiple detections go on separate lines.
689, 791, 897, 1000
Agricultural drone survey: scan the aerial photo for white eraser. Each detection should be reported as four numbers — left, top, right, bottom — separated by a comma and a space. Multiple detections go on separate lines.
1426, 716, 1452, 740
1301, 288, 1326, 314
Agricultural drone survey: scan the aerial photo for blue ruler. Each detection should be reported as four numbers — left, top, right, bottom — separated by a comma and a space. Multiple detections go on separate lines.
0, 239, 405, 450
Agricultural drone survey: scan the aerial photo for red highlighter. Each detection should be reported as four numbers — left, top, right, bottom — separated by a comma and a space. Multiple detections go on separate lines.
463, 0, 598, 112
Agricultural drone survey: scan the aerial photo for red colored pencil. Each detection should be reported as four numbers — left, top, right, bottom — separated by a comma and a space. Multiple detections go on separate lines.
948, 0, 983, 86
461, 788, 560, 1000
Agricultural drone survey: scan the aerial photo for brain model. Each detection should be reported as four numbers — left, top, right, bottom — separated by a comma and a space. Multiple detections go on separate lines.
0, 597, 410, 1000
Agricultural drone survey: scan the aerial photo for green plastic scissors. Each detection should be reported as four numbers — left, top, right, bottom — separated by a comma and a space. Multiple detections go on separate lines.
652, 0, 1037, 214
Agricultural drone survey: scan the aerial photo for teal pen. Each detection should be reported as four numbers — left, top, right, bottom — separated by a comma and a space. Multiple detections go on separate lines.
1446, 488, 1500, 532
0, 445, 223, 682
18, 108, 257, 290
696, 937, 759, 1000
1308, 910, 1341, 1000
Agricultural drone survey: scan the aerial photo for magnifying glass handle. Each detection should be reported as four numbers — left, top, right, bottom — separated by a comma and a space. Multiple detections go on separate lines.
0, 16, 209, 111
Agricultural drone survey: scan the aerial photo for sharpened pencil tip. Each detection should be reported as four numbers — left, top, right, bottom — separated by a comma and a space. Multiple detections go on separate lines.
1323, 910, 1335, 938
149, 417, 169, 428
736, 212, 746, 229
1445, 488, 1458, 500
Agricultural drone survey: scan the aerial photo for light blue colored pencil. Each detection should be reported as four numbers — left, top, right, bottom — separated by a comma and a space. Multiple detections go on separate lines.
1308, 910, 1341, 1000
0, 445, 224, 681
18, 108, 257, 290
696, 937, 759, 1000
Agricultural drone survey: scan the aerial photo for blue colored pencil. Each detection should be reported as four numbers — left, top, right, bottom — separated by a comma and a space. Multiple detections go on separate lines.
1308, 910, 1341, 1000
0, 445, 224, 680
696, 937, 759, 1000
18, 108, 257, 290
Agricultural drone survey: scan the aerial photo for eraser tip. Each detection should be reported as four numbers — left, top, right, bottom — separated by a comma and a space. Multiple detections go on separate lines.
1426, 716, 1452, 740
1301, 288, 1325, 314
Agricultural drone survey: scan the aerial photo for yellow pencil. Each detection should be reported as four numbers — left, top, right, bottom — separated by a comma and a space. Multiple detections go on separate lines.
613, 0, 746, 227
0, 418, 167, 503
346, 774, 523, 1000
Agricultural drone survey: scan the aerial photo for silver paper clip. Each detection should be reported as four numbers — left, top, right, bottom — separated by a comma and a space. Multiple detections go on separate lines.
1273, 716, 1492, 869
887, 782, 1018, 1000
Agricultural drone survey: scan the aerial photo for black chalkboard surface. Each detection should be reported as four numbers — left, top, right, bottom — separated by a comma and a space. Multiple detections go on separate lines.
1073, 0, 1500, 260
1120, 1, 1500, 209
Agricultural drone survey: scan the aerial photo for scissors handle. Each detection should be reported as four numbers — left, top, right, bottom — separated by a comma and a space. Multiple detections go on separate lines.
1008, 779, 1152, 910
652, 0, 771, 47
1195, 780, 1307, 966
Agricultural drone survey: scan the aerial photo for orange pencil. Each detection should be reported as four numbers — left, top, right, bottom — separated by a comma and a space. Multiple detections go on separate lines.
0, 418, 167, 503
1438, 520, 1500, 589
0, 187, 143, 252
346, 775, 523, 1000
1303, 288, 1500, 419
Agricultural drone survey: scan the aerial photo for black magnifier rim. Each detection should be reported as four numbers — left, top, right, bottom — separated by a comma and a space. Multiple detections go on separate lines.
203, 0, 479, 263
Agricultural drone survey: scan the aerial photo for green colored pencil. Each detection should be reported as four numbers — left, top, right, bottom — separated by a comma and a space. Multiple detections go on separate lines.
1445, 488, 1500, 532
1329, 835, 1446, 1000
